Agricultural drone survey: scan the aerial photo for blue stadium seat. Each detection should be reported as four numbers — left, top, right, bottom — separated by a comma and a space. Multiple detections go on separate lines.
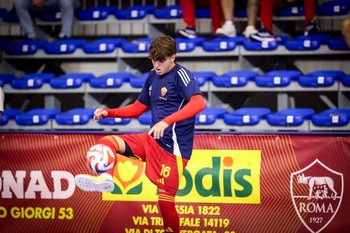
196, 107, 227, 125
115, 5, 155, 19
89, 72, 134, 88
76, 6, 117, 21
267, 108, 315, 126
11, 73, 55, 89
234, 9, 248, 18
5, 39, 48, 55
153, 5, 182, 19
0, 73, 16, 87
316, 0, 350, 16
285, 34, 330, 51
121, 38, 153, 53
82, 38, 125, 53
15, 108, 60, 125
55, 108, 95, 125
195, 8, 210, 18
243, 39, 281, 51
202, 36, 244, 52
176, 37, 205, 52
341, 75, 350, 86
212, 70, 258, 87
312, 109, 350, 127
298, 70, 345, 87
43, 39, 86, 54
98, 117, 131, 125
0, 39, 10, 52
129, 72, 149, 88
327, 36, 349, 50
193, 71, 216, 87
38, 11, 62, 22
0, 8, 19, 22
138, 111, 152, 125
274, 6, 304, 16
255, 70, 301, 87
50, 73, 94, 88
223, 107, 271, 125
0, 109, 21, 125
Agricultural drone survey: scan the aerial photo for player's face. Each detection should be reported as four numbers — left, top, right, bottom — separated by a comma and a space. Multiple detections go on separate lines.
151, 54, 176, 76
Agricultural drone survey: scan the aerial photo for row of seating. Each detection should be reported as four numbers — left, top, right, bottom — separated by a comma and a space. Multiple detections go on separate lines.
1, 70, 349, 89
0, 33, 348, 56
1, 107, 349, 131
1, 1, 349, 24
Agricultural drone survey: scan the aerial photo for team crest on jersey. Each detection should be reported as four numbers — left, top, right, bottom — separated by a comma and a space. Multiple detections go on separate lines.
290, 159, 343, 233
160, 87, 167, 99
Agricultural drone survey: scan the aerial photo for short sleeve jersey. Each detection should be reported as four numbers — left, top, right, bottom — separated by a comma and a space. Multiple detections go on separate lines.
137, 64, 202, 159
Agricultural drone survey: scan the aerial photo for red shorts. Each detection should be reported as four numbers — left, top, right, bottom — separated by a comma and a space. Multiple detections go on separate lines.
119, 133, 188, 196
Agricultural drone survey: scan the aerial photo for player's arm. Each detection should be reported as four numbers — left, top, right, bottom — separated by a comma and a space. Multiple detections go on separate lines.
148, 94, 205, 139
93, 100, 149, 121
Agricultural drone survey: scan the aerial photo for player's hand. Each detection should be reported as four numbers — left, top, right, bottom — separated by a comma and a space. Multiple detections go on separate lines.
93, 108, 107, 121
148, 121, 169, 139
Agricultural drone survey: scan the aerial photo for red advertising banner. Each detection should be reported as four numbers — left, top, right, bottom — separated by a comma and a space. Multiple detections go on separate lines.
0, 133, 349, 233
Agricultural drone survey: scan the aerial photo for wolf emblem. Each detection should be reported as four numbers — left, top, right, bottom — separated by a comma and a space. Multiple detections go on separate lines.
297, 173, 337, 200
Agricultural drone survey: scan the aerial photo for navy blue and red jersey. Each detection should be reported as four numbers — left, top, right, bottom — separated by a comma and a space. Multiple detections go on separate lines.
137, 64, 202, 159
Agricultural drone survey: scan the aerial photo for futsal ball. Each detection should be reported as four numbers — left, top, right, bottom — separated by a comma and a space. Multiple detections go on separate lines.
86, 144, 115, 173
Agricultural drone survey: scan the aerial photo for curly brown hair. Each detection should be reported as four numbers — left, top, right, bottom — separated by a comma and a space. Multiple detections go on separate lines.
148, 35, 177, 61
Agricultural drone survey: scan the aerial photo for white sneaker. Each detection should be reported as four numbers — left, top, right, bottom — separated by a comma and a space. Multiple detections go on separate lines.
243, 25, 258, 38
215, 21, 236, 37
75, 173, 114, 192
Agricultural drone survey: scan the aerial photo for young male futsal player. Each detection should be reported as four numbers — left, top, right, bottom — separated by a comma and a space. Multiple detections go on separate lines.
75, 35, 206, 232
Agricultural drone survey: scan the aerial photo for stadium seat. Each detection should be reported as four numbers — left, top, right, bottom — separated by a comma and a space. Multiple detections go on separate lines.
243, 39, 281, 51
341, 75, 350, 86
76, 6, 117, 21
298, 70, 345, 87
196, 107, 227, 125
55, 108, 95, 125
176, 37, 205, 52
0, 109, 21, 125
202, 36, 244, 52
153, 5, 182, 19
15, 108, 60, 125
138, 111, 152, 125
98, 117, 131, 125
38, 11, 62, 22
274, 6, 304, 16
121, 38, 153, 53
234, 9, 248, 18
327, 36, 349, 50
11, 73, 55, 89
266, 108, 315, 126
129, 72, 149, 88
0, 73, 16, 87
89, 72, 134, 88
311, 108, 350, 127
0, 8, 19, 22
316, 0, 350, 16
285, 34, 330, 51
193, 71, 216, 87
82, 38, 125, 54
195, 8, 210, 18
5, 39, 48, 55
255, 70, 302, 87
115, 5, 155, 19
43, 39, 86, 54
212, 70, 258, 87
223, 107, 271, 125
50, 73, 94, 89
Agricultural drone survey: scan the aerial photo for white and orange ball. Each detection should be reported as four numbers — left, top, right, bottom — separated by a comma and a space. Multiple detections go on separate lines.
86, 144, 115, 173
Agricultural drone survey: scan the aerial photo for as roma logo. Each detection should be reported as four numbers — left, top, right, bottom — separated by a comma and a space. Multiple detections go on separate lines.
290, 159, 343, 233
